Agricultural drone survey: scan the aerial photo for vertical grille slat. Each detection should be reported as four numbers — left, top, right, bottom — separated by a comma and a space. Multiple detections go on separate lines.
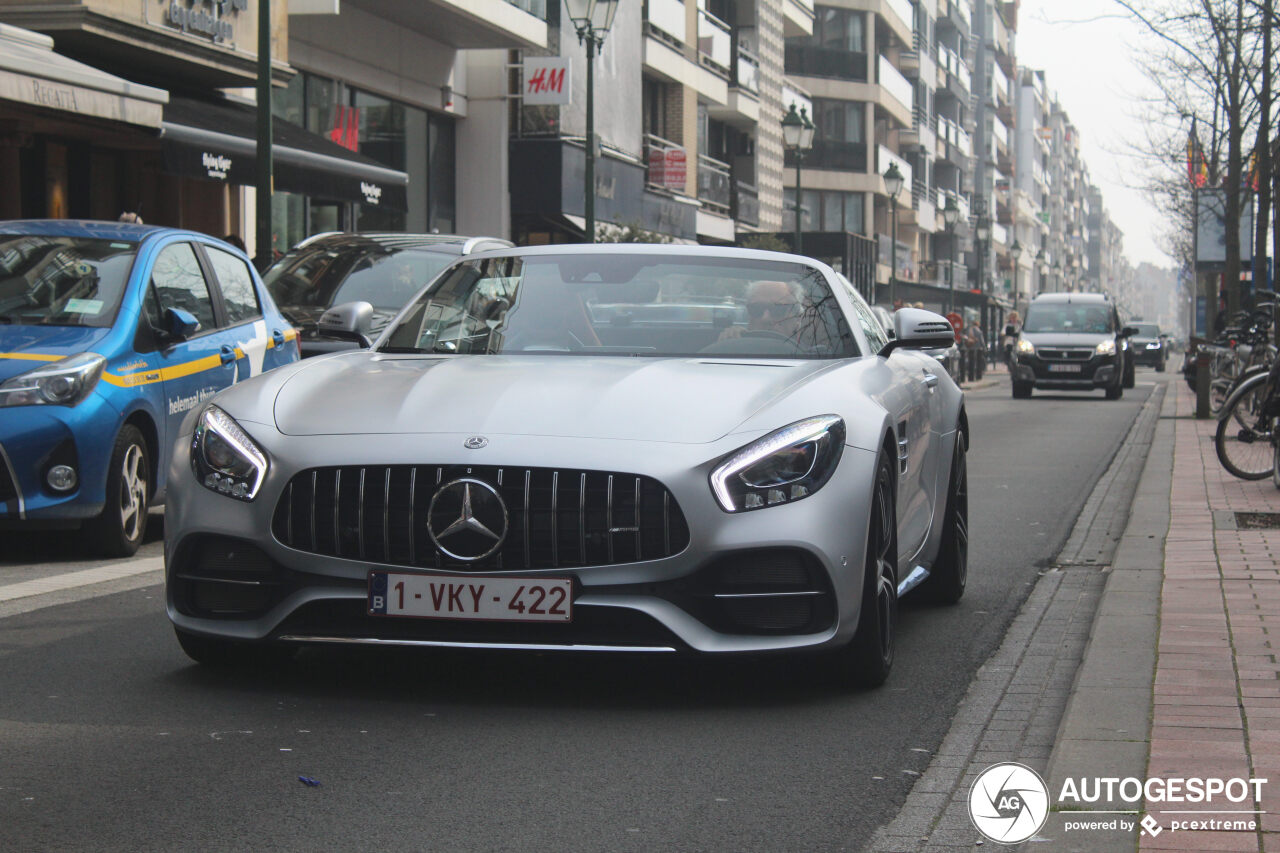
275, 464, 689, 571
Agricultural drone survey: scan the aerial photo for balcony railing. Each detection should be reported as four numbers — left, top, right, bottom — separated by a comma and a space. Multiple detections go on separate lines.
645, 133, 688, 191
503, 0, 546, 18
698, 153, 732, 213
884, 0, 914, 34
732, 180, 759, 226
734, 43, 760, 93
698, 8, 732, 77
785, 45, 868, 82
646, 0, 686, 44
785, 140, 868, 172
878, 55, 913, 114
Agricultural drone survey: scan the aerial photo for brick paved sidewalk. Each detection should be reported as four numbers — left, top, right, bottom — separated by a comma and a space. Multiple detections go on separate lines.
1142, 378, 1280, 852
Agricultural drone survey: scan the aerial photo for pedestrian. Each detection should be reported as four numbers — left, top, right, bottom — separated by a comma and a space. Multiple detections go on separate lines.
965, 321, 985, 379
1002, 310, 1021, 370
222, 234, 246, 252
118, 211, 143, 225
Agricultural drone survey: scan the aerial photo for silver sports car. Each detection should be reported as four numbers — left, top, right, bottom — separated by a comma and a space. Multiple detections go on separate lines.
165, 245, 968, 686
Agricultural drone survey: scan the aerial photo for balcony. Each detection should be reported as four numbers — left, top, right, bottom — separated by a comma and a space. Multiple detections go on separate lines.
645, 133, 689, 193
938, 0, 972, 37
698, 8, 732, 78
732, 180, 760, 227
786, 140, 868, 172
734, 38, 760, 94
647, 0, 687, 46
884, 0, 915, 40
878, 55, 913, 123
785, 45, 868, 82
878, 144, 913, 195
698, 153, 732, 214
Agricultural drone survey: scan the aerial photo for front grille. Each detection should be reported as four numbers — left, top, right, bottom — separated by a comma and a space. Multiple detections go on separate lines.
272, 465, 691, 571
1039, 349, 1093, 361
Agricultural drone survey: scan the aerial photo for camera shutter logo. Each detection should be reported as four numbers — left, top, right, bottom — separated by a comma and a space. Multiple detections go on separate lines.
968, 762, 1050, 844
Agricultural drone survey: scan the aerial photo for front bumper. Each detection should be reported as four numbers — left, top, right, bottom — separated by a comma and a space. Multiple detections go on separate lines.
0, 395, 120, 523
1016, 352, 1118, 389
166, 426, 882, 655
1134, 346, 1165, 366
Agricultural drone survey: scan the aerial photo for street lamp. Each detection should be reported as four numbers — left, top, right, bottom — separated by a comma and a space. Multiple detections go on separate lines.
782, 103, 816, 253
943, 198, 960, 314
975, 215, 991, 295
1010, 239, 1023, 315
564, 0, 620, 243
884, 161, 904, 307
1036, 247, 1046, 297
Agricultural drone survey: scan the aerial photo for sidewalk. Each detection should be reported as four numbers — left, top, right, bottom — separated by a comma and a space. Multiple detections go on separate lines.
1047, 376, 1280, 851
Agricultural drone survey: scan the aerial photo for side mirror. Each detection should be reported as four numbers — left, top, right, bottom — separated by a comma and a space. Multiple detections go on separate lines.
163, 307, 200, 341
881, 308, 959, 357
1120, 325, 1139, 338
318, 301, 374, 348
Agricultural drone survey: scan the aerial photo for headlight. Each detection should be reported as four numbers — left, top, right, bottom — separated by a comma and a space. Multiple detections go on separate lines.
1146, 341, 1161, 349
191, 405, 268, 501
710, 415, 845, 512
0, 352, 105, 407
1095, 339, 1117, 356
1016, 339, 1035, 356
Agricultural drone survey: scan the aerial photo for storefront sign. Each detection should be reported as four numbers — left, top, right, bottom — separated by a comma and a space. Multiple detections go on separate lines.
361, 182, 383, 205
163, 0, 248, 45
523, 57, 571, 106
201, 152, 232, 179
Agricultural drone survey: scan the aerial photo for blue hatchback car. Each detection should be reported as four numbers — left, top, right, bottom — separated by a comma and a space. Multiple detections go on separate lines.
0, 220, 299, 555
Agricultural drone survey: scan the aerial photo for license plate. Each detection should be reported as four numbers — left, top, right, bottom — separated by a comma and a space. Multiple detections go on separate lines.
368, 571, 572, 622
1048, 363, 1082, 373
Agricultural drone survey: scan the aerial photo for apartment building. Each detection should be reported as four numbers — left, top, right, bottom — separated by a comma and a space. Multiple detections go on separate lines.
1013, 66, 1049, 309
971, 0, 1015, 309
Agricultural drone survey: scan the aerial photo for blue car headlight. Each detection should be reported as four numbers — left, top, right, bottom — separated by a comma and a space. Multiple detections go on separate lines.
710, 415, 845, 512
191, 405, 268, 501
0, 352, 105, 407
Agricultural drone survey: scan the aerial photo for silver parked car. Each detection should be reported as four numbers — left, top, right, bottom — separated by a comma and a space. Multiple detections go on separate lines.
165, 245, 968, 686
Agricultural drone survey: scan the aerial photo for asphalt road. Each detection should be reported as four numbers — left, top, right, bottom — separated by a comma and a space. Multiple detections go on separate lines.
0, 375, 1157, 852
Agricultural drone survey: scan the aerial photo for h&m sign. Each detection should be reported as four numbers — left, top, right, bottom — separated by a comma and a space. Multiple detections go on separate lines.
524, 57, 571, 106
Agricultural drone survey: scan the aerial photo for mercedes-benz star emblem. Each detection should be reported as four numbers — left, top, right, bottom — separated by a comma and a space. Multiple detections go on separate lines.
463, 436, 488, 450
426, 478, 508, 561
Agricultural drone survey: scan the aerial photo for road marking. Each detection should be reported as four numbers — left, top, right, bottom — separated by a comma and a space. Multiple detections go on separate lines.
0, 556, 164, 603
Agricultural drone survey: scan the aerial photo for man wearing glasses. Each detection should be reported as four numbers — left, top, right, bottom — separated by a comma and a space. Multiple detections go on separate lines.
720, 280, 804, 342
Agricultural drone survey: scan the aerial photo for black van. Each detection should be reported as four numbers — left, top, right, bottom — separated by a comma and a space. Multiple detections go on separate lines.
1011, 292, 1137, 399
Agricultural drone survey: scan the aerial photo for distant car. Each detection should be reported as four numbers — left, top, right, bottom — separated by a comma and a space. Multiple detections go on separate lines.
1012, 292, 1136, 399
1129, 322, 1167, 371
0, 219, 299, 555
263, 232, 513, 357
165, 244, 969, 687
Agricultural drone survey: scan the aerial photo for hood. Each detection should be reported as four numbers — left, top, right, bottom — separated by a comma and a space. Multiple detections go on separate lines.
0, 325, 113, 383
273, 354, 833, 443
1020, 330, 1113, 349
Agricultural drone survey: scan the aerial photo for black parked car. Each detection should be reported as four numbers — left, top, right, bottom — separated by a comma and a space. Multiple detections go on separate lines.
1129, 322, 1168, 371
1011, 292, 1137, 399
263, 232, 512, 356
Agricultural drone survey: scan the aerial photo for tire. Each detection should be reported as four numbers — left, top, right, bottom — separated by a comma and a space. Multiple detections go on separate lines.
1156, 358, 1166, 373
174, 627, 296, 668
840, 454, 897, 688
1106, 382, 1122, 400
1215, 380, 1274, 480
925, 431, 967, 604
86, 424, 150, 557
1012, 381, 1032, 399
1272, 436, 1280, 490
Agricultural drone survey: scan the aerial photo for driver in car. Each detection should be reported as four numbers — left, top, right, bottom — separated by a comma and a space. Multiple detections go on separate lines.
720, 280, 803, 342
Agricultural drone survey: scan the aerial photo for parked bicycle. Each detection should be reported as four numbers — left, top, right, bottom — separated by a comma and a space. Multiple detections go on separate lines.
1213, 295, 1280, 483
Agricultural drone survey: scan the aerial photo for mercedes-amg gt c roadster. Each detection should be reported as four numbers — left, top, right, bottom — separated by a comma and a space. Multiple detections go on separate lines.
166, 245, 968, 686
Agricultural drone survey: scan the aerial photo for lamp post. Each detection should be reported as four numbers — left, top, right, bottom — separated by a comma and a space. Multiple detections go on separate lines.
975, 215, 991, 295
884, 161, 904, 307
782, 103, 816, 254
564, 0, 620, 243
1010, 239, 1022, 316
943, 198, 960, 314
1036, 247, 1046, 297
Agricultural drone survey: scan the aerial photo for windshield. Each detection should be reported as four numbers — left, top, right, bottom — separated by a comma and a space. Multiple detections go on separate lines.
378, 254, 856, 359
1023, 303, 1115, 334
1132, 323, 1161, 336
0, 235, 137, 328
264, 245, 454, 313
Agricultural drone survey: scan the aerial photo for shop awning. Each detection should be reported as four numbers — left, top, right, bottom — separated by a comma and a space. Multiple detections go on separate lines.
0, 24, 167, 128
160, 95, 409, 210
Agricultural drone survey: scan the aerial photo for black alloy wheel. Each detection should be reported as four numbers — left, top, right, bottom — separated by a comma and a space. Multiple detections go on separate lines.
926, 430, 968, 604
842, 454, 898, 687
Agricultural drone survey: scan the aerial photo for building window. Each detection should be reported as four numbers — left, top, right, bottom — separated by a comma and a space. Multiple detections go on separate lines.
816, 7, 864, 52
814, 100, 864, 144
784, 189, 865, 234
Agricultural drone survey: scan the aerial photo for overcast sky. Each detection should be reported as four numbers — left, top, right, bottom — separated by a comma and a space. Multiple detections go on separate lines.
1015, 0, 1176, 269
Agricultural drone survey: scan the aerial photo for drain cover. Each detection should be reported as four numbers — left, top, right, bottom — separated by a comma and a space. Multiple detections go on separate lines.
1235, 512, 1280, 529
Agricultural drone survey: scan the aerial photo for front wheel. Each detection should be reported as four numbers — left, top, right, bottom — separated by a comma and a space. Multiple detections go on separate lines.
1105, 383, 1123, 400
1215, 379, 1274, 480
925, 431, 967, 604
839, 454, 897, 688
86, 424, 150, 557
1012, 381, 1032, 399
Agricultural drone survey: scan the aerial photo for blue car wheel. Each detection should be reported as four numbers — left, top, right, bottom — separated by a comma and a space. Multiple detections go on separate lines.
86, 424, 150, 556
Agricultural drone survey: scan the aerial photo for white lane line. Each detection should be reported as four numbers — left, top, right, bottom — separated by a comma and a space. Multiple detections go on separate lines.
0, 556, 164, 603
